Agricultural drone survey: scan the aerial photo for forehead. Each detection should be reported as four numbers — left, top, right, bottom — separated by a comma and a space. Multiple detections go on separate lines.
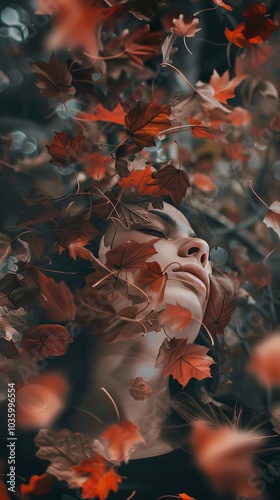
150, 202, 195, 235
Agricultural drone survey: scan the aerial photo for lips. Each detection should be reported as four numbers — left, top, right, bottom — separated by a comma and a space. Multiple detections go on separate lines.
171, 264, 209, 294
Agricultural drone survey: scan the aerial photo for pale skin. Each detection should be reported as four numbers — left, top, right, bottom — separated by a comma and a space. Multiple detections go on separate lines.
75, 203, 212, 458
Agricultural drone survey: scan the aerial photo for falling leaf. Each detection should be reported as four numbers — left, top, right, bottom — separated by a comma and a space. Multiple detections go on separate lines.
191, 420, 265, 497
101, 420, 145, 462
21, 324, 73, 360
135, 261, 167, 305
37, 272, 77, 322
243, 263, 272, 290
46, 0, 122, 58
47, 131, 86, 167
30, 53, 76, 100
203, 274, 237, 337
35, 428, 94, 488
171, 14, 200, 38
73, 455, 122, 500
224, 23, 263, 48
125, 99, 171, 150
158, 303, 192, 331
212, 0, 232, 10
118, 166, 164, 197
161, 33, 178, 65
154, 164, 190, 205
124, 25, 163, 65
156, 337, 214, 387
248, 333, 280, 387
263, 201, 280, 237
20, 474, 53, 495
77, 103, 125, 125
189, 117, 224, 140
129, 377, 152, 400
0, 338, 19, 368
178, 494, 195, 500
210, 70, 246, 104
242, 2, 278, 42
106, 239, 158, 271
193, 173, 217, 193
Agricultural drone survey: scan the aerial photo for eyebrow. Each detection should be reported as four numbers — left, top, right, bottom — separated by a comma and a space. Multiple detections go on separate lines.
149, 210, 197, 238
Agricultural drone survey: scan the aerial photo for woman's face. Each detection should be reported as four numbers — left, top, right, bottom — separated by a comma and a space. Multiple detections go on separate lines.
104, 202, 212, 343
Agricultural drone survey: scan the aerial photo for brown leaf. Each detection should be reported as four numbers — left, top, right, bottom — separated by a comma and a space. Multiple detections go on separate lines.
35, 428, 94, 488
37, 272, 76, 322
156, 337, 214, 387
203, 274, 237, 337
154, 164, 190, 205
47, 131, 86, 167
106, 239, 158, 271
30, 53, 76, 100
135, 261, 167, 305
22, 324, 73, 360
263, 201, 280, 237
125, 100, 171, 149
0, 339, 19, 368
124, 25, 162, 65
158, 303, 192, 331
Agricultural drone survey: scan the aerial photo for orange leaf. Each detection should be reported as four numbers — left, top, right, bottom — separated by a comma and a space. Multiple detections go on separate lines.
135, 261, 167, 305
125, 99, 171, 150
189, 117, 224, 141
22, 324, 73, 360
154, 164, 190, 206
179, 494, 195, 500
101, 420, 145, 462
77, 103, 125, 125
193, 173, 217, 193
37, 272, 77, 322
191, 420, 265, 497
248, 333, 280, 387
224, 23, 262, 48
118, 166, 164, 197
210, 70, 246, 104
212, 0, 232, 11
106, 239, 158, 271
68, 241, 93, 261
158, 303, 192, 331
20, 474, 53, 495
263, 201, 280, 238
156, 337, 214, 387
47, 131, 86, 167
129, 377, 152, 400
73, 455, 122, 500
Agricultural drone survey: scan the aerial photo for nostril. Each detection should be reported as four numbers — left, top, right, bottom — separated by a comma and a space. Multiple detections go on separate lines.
200, 253, 207, 265
188, 247, 200, 255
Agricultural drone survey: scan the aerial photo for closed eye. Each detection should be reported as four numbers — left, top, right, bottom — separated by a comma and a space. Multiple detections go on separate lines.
137, 226, 168, 239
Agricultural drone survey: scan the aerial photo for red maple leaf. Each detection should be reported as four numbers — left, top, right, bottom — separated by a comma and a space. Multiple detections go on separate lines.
73, 455, 122, 500
154, 164, 191, 205
101, 420, 145, 462
156, 337, 214, 387
118, 166, 164, 197
30, 53, 76, 100
125, 100, 171, 150
47, 131, 86, 167
105, 239, 158, 271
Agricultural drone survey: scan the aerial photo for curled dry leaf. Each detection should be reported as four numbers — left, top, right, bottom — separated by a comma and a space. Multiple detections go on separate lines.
101, 419, 145, 462
171, 15, 200, 38
263, 201, 280, 238
156, 337, 214, 387
35, 428, 94, 488
20, 473, 53, 496
21, 324, 73, 360
191, 420, 265, 497
30, 53, 76, 100
129, 376, 152, 400
248, 333, 280, 387
73, 455, 122, 500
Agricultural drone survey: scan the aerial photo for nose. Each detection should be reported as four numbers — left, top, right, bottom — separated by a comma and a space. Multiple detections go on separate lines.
177, 238, 210, 268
